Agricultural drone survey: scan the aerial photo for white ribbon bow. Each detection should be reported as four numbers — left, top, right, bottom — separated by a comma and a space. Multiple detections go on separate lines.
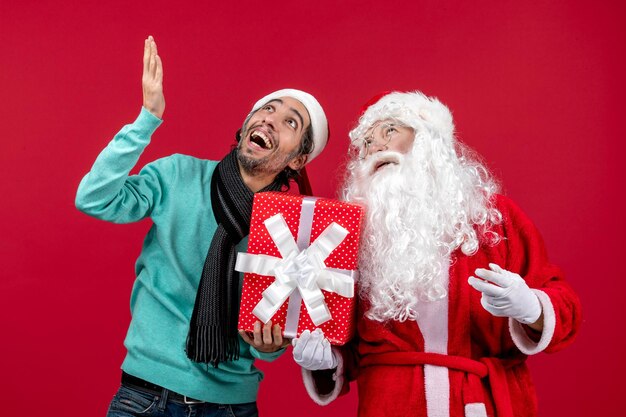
236, 213, 355, 326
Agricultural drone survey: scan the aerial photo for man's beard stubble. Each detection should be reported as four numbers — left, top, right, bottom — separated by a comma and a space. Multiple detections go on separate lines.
236, 134, 299, 177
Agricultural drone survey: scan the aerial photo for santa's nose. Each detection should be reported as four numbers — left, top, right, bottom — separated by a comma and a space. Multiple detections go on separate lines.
368, 140, 388, 154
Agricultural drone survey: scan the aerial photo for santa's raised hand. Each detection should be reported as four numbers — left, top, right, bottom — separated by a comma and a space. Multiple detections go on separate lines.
468, 263, 542, 326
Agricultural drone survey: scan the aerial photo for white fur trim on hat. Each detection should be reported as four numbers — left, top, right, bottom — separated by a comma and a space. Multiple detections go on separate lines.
350, 91, 454, 143
252, 89, 328, 164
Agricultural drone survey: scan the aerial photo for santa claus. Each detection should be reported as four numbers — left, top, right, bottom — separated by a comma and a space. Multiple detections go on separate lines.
291, 91, 582, 417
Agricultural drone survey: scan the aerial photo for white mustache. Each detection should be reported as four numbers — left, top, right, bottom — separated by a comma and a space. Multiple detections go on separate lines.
359, 151, 404, 176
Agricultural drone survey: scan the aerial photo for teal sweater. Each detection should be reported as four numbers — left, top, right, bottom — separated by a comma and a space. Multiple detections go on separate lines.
75, 108, 283, 403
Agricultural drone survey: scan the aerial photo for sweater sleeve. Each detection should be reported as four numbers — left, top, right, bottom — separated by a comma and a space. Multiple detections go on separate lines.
75, 108, 164, 223
248, 346, 286, 362
497, 195, 582, 354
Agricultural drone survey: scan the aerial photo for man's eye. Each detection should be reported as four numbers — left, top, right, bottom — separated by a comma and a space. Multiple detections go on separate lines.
287, 119, 297, 128
263, 105, 274, 112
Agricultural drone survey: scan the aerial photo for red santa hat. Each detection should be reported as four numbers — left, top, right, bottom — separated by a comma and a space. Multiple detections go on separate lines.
252, 89, 329, 164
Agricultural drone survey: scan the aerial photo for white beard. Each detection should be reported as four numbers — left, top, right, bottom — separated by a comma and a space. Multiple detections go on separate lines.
343, 138, 500, 322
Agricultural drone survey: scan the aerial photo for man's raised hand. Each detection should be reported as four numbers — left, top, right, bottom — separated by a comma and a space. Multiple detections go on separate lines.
142, 36, 165, 119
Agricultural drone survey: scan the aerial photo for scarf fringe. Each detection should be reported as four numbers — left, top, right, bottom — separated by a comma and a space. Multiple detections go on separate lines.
186, 325, 240, 367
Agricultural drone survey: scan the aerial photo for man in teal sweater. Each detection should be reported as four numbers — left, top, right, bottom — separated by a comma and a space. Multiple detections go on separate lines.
75, 36, 329, 417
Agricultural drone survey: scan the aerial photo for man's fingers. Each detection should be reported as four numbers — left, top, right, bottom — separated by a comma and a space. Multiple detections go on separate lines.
239, 330, 253, 345
149, 39, 157, 77
262, 320, 273, 345
242, 322, 286, 352
151, 40, 159, 78
252, 321, 262, 346
143, 38, 150, 75
155, 54, 163, 82
272, 324, 283, 347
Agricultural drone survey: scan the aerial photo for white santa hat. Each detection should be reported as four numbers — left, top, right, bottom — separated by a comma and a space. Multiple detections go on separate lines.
252, 89, 329, 164
350, 91, 455, 144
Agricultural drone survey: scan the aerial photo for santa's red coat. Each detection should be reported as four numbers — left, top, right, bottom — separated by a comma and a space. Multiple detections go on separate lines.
303, 195, 582, 417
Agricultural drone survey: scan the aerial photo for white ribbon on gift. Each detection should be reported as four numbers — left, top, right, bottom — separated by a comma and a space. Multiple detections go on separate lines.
236, 212, 355, 332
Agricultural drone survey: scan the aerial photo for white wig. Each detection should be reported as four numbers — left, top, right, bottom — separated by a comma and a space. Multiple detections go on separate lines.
343, 91, 502, 322
349, 91, 455, 146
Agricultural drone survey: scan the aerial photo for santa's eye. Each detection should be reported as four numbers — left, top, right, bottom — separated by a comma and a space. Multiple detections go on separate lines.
384, 125, 397, 136
287, 118, 297, 129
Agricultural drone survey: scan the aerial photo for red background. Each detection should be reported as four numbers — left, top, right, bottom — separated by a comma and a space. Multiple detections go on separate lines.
1, 1, 624, 416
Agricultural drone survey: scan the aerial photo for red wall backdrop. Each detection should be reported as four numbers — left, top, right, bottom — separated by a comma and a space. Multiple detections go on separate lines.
1, 1, 624, 416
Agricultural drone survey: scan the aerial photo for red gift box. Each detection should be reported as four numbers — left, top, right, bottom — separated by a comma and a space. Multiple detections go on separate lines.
236, 192, 364, 345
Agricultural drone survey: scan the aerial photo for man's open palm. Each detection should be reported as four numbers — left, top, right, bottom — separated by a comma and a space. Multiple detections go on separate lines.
142, 35, 165, 118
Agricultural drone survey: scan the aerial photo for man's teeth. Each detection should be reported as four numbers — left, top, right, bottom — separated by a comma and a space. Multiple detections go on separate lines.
251, 131, 273, 150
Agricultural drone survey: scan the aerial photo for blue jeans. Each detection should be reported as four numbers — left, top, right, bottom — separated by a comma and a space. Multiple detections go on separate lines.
106, 385, 258, 417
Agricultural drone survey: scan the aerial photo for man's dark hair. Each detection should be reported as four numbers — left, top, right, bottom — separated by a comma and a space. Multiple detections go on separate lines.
275, 123, 314, 186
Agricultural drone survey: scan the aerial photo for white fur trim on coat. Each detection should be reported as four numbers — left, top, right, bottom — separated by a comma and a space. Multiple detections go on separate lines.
301, 346, 344, 406
465, 402, 488, 417
509, 289, 556, 355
